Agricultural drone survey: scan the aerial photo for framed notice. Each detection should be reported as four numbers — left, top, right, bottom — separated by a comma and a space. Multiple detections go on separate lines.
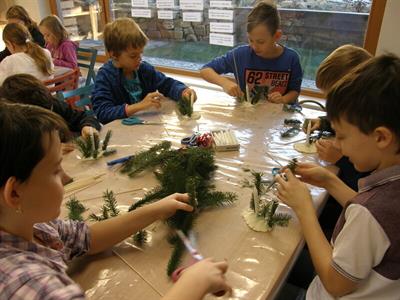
180, 0, 204, 10
210, 22, 234, 33
131, 8, 153, 18
210, 1, 234, 8
208, 9, 234, 20
182, 11, 203, 22
158, 10, 176, 19
132, 0, 149, 7
209, 32, 235, 47
156, 0, 175, 9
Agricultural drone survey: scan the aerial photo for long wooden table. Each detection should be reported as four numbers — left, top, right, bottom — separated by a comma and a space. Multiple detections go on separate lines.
62, 87, 327, 300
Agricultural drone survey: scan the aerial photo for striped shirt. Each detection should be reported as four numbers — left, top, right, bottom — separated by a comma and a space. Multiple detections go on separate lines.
0, 220, 90, 299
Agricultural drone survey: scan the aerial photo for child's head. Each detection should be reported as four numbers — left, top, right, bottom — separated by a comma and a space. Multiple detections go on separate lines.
326, 54, 400, 172
39, 15, 69, 46
6, 5, 38, 31
0, 74, 56, 110
0, 102, 69, 223
3, 23, 53, 76
246, 1, 281, 57
316, 44, 372, 92
103, 18, 148, 72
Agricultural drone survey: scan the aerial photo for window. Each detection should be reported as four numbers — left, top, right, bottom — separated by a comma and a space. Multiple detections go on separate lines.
103, 0, 375, 91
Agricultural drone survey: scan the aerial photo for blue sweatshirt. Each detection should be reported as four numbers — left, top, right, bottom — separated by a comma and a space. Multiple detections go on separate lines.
202, 45, 302, 97
92, 60, 187, 124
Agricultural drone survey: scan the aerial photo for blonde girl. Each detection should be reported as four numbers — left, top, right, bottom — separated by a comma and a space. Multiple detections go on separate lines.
0, 23, 53, 85
39, 15, 78, 69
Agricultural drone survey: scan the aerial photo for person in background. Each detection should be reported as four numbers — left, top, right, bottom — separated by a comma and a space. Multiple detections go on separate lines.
0, 102, 230, 300
200, 1, 302, 104
0, 23, 53, 85
0, 5, 45, 62
39, 15, 78, 69
92, 18, 197, 124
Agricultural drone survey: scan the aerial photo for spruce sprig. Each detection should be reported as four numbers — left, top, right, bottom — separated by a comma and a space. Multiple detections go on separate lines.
65, 196, 87, 221
177, 96, 193, 117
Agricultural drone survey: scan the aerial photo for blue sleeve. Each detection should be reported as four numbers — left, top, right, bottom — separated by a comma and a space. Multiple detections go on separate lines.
144, 63, 187, 101
202, 49, 235, 75
287, 51, 303, 93
92, 68, 127, 124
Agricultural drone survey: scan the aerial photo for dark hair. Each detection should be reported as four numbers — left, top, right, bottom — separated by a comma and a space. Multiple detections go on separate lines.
247, 1, 280, 35
327, 54, 400, 143
0, 102, 69, 186
3, 23, 53, 75
0, 74, 56, 109
6, 5, 39, 32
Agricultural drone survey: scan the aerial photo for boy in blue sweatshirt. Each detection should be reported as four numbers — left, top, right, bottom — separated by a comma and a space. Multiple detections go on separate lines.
200, 1, 302, 104
92, 18, 196, 124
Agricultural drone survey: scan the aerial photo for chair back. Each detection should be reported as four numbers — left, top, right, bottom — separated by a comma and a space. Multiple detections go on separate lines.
77, 47, 98, 86
43, 68, 79, 94
57, 84, 95, 115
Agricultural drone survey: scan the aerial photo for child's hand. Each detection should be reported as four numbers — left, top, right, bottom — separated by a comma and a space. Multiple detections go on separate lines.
303, 118, 321, 132
180, 258, 231, 296
222, 81, 243, 98
182, 88, 197, 102
268, 91, 284, 103
151, 193, 193, 219
316, 139, 343, 164
294, 162, 334, 188
141, 91, 164, 109
81, 126, 99, 139
275, 170, 313, 213
61, 142, 75, 154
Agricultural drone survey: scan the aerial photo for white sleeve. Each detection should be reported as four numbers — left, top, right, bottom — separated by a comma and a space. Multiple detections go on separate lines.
0, 56, 13, 85
331, 204, 390, 282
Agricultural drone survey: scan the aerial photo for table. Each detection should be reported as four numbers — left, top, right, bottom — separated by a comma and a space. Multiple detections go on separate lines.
61, 87, 328, 300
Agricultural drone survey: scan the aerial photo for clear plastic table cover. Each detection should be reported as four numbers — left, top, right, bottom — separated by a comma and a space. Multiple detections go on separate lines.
61, 87, 328, 300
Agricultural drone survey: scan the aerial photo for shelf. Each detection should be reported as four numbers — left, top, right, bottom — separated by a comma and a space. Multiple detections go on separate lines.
63, 11, 99, 18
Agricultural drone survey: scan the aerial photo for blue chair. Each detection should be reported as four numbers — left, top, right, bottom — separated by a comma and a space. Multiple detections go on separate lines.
57, 84, 95, 115
77, 47, 98, 86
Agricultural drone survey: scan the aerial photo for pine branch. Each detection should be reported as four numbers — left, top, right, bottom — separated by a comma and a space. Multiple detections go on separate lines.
65, 196, 87, 221
128, 187, 167, 211
92, 133, 100, 159
270, 213, 291, 227
102, 130, 112, 151
103, 190, 120, 217
74, 136, 92, 158
266, 200, 279, 228
177, 96, 193, 117
133, 230, 148, 245
251, 171, 264, 195
167, 239, 185, 276
199, 191, 237, 209
287, 158, 298, 173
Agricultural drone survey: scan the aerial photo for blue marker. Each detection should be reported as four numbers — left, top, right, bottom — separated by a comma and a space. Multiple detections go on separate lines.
106, 155, 133, 166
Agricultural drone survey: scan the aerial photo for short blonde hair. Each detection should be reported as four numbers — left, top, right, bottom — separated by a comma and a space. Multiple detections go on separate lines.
316, 44, 372, 91
103, 18, 148, 57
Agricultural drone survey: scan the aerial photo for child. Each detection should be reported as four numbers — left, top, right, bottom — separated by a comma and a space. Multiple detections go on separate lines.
39, 15, 78, 69
92, 18, 197, 124
200, 1, 302, 104
0, 73, 101, 139
0, 5, 45, 62
0, 23, 53, 85
0, 102, 231, 299
276, 54, 400, 299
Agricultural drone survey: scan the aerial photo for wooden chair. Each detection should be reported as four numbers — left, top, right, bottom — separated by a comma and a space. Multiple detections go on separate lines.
57, 84, 95, 115
43, 68, 79, 94
77, 47, 98, 86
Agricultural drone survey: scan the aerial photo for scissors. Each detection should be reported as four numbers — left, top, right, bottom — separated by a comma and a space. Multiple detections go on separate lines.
171, 230, 226, 297
121, 116, 164, 126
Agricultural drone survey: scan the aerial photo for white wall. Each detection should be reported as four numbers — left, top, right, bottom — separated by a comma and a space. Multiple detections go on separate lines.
376, 0, 400, 56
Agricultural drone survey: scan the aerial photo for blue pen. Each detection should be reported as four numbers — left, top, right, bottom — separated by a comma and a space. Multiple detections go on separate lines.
106, 155, 133, 166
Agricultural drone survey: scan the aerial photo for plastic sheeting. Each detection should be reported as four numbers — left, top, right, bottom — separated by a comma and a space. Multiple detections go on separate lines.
62, 87, 328, 300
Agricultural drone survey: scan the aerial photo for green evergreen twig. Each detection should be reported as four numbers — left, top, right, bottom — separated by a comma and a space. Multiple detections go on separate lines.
65, 196, 87, 221
177, 96, 193, 117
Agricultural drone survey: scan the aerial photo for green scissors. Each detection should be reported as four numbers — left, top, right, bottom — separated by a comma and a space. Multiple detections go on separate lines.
121, 116, 164, 126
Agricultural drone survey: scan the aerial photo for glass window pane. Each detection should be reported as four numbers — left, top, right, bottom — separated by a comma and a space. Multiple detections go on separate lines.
108, 0, 372, 90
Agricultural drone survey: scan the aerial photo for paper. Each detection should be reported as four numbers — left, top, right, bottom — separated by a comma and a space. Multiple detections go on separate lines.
131, 8, 152, 18
182, 11, 203, 22
156, 0, 175, 9
180, 0, 204, 10
132, 0, 149, 7
210, 22, 235, 33
209, 33, 235, 47
208, 9, 234, 20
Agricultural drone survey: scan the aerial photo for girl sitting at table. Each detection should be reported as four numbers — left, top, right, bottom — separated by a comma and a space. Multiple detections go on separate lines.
39, 15, 78, 69
0, 74, 101, 154
0, 5, 45, 62
0, 102, 230, 300
0, 23, 54, 85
